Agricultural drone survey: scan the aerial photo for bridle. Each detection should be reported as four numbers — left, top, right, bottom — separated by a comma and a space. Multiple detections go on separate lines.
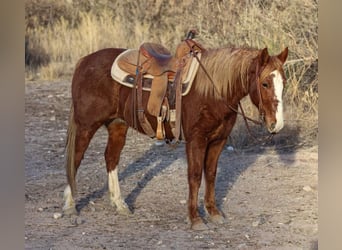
184, 39, 274, 143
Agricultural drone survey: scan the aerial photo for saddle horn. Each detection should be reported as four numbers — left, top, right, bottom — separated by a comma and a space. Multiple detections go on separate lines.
186, 30, 197, 40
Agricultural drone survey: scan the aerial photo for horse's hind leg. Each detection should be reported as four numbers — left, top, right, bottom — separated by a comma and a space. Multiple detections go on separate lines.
204, 139, 227, 224
63, 124, 98, 215
105, 118, 131, 215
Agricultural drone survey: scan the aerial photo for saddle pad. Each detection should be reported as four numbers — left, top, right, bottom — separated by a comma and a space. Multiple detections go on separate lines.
111, 49, 201, 96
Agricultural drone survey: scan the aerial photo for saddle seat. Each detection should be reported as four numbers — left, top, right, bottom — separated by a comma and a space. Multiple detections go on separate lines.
140, 43, 173, 67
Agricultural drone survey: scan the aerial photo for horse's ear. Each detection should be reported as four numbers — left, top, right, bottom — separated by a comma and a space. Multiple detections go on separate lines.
277, 47, 288, 64
259, 47, 270, 66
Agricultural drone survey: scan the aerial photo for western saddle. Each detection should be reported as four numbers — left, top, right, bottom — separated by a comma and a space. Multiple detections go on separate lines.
115, 31, 205, 141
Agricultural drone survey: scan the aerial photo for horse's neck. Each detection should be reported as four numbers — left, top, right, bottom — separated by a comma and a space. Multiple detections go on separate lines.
227, 54, 256, 105
212, 48, 254, 100
227, 87, 249, 108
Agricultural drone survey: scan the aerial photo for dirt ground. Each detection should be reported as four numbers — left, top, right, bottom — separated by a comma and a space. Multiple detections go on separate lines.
25, 80, 318, 249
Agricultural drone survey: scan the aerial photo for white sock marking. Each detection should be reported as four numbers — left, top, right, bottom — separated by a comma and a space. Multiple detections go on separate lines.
108, 169, 128, 210
63, 185, 75, 210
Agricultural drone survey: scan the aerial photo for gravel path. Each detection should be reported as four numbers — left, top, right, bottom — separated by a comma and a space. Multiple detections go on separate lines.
25, 80, 318, 249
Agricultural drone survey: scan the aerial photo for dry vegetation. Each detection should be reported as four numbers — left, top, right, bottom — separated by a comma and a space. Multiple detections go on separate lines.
25, 0, 318, 149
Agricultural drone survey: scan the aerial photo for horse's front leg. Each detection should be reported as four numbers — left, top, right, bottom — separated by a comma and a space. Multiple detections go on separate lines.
186, 137, 208, 230
105, 119, 131, 215
204, 138, 227, 224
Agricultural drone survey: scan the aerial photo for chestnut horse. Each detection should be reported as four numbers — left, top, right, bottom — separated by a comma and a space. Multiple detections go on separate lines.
63, 45, 288, 230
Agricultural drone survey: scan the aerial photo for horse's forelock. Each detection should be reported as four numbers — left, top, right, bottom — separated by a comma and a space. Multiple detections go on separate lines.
259, 56, 285, 83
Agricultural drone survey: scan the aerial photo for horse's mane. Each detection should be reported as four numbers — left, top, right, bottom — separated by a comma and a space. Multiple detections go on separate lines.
194, 47, 260, 100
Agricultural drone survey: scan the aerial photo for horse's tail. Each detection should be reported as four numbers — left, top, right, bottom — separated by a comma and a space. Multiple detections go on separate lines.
65, 104, 77, 196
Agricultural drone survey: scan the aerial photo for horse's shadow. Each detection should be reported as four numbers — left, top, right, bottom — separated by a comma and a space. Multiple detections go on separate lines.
118, 142, 184, 211
215, 125, 301, 210
76, 125, 300, 215
76, 141, 183, 213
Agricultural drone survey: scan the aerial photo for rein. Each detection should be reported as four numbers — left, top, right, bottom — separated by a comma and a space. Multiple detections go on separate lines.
184, 39, 274, 143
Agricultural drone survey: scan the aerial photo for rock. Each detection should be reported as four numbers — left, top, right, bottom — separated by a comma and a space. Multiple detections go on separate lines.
70, 217, 84, 225
252, 220, 259, 227
154, 140, 165, 146
237, 243, 248, 249
303, 185, 313, 192
53, 213, 62, 219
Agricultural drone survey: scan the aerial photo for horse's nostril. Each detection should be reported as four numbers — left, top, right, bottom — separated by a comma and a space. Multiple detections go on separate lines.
270, 123, 276, 131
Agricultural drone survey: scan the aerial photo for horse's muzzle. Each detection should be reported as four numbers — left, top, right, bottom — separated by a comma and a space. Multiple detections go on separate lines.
267, 120, 284, 134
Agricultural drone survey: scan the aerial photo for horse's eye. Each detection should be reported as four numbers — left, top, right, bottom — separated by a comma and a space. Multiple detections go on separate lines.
262, 82, 269, 88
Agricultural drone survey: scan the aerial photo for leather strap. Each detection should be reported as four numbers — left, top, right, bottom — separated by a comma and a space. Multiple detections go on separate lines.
173, 66, 183, 142
132, 60, 139, 130
157, 98, 170, 140
136, 70, 156, 137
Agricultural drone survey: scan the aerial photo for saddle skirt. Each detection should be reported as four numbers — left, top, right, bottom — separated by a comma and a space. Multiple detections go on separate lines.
111, 49, 201, 96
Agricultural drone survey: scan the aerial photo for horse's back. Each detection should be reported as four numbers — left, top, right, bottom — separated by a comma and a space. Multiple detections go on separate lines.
72, 48, 126, 127
73, 48, 126, 85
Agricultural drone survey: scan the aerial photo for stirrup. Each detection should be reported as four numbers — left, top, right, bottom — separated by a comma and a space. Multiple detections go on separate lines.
156, 116, 165, 140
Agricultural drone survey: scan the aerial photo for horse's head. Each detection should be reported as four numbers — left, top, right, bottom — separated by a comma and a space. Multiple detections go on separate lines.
249, 47, 288, 134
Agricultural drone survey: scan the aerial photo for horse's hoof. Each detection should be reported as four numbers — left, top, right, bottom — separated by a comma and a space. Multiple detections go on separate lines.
116, 206, 133, 216
209, 214, 226, 225
191, 219, 209, 231
63, 206, 78, 216
111, 200, 132, 215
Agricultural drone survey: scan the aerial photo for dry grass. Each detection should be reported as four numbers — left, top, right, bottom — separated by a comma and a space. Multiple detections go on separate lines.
25, 0, 318, 149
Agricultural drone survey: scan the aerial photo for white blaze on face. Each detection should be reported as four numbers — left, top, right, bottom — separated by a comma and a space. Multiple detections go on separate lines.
271, 70, 284, 132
